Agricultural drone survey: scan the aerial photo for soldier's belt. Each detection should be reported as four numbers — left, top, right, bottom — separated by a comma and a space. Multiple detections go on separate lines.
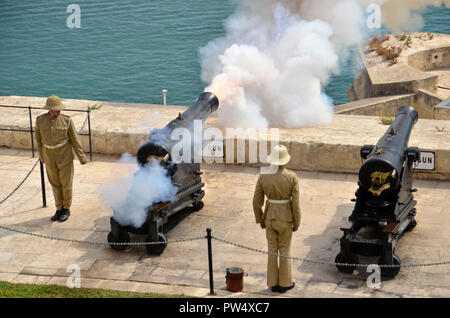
267, 199, 290, 204
44, 140, 68, 149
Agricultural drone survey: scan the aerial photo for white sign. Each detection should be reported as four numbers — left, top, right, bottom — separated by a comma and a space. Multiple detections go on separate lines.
413, 151, 435, 171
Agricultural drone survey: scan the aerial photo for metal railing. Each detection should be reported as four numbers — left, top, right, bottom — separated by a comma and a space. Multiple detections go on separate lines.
0, 105, 93, 161
1, 105, 94, 208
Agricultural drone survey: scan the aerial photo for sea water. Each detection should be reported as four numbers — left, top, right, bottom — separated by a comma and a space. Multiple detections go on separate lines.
0, 1, 448, 106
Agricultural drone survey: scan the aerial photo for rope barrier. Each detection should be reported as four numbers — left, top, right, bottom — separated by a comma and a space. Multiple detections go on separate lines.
0, 224, 205, 246
211, 236, 450, 268
0, 218, 449, 268
0, 158, 449, 268
0, 159, 39, 205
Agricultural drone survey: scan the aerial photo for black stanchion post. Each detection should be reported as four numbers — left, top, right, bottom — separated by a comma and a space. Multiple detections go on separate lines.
39, 161, 46, 207
28, 106, 35, 158
206, 228, 215, 295
87, 110, 92, 161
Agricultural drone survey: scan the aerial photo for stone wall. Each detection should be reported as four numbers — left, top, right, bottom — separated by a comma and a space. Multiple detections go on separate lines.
351, 66, 438, 99
407, 46, 450, 71
412, 89, 444, 119
347, 35, 450, 120
1, 97, 449, 181
334, 94, 415, 116
434, 97, 450, 120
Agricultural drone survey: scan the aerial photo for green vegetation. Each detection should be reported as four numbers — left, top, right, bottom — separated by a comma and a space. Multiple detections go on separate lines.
87, 103, 103, 111
405, 35, 413, 48
377, 109, 395, 125
379, 117, 394, 125
0, 281, 186, 298
399, 33, 413, 47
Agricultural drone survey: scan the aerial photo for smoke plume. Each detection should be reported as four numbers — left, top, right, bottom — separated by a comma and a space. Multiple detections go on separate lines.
378, 0, 450, 32
201, 0, 449, 128
100, 153, 178, 228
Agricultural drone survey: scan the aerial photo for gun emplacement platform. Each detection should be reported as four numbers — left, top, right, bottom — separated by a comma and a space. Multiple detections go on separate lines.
107, 92, 219, 255
336, 106, 421, 277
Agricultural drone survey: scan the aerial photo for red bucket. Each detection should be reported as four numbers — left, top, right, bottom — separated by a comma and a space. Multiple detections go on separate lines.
226, 267, 246, 292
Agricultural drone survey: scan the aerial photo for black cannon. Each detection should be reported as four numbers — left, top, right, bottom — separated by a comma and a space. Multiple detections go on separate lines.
336, 106, 420, 277
107, 92, 219, 255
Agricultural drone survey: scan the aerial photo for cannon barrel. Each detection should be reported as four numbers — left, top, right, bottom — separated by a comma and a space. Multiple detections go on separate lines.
359, 106, 419, 194
337, 106, 420, 276
137, 92, 219, 165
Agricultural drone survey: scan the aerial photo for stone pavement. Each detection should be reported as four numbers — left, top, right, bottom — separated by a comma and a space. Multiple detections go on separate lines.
0, 148, 449, 298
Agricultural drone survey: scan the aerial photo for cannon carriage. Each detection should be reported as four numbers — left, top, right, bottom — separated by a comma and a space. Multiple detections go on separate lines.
336, 106, 420, 277
107, 92, 219, 255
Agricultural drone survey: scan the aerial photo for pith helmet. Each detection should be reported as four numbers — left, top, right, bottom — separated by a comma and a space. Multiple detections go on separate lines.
267, 145, 291, 166
43, 95, 65, 111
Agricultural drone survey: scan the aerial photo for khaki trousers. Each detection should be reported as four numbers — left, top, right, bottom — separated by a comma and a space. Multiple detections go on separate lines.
265, 218, 293, 287
44, 155, 74, 210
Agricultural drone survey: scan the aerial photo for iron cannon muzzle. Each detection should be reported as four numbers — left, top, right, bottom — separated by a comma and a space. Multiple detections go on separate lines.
337, 107, 420, 277
137, 142, 169, 167
136, 92, 219, 166
358, 106, 418, 194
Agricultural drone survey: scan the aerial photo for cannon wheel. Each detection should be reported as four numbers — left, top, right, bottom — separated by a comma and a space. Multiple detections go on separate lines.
335, 253, 358, 274
146, 221, 167, 255
380, 254, 401, 277
406, 219, 417, 232
107, 230, 130, 251
193, 200, 204, 211
146, 233, 168, 255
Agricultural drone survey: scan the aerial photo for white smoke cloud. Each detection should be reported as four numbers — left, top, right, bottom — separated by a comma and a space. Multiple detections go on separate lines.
129, 110, 164, 136
377, 0, 450, 32
200, 0, 366, 128
100, 153, 178, 228
201, 0, 449, 128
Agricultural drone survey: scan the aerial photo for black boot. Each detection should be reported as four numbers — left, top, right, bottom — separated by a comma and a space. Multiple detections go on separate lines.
58, 209, 70, 222
51, 210, 62, 222
271, 286, 280, 293
278, 282, 295, 293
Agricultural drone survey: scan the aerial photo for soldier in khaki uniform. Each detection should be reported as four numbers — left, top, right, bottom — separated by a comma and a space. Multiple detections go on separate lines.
35, 95, 87, 222
253, 145, 300, 293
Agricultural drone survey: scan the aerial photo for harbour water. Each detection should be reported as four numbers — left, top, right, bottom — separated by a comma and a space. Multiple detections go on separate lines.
0, 1, 449, 106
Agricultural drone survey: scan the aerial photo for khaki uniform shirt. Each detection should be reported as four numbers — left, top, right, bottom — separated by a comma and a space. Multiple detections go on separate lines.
253, 167, 301, 228
35, 113, 87, 165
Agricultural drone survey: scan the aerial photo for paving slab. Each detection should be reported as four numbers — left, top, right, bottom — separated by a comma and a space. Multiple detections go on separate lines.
0, 148, 449, 298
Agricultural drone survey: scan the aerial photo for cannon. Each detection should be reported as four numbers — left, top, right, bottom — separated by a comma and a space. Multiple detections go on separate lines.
107, 92, 219, 255
336, 106, 420, 277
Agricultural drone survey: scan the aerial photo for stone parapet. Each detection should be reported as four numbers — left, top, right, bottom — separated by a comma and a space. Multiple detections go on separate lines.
334, 94, 415, 116
1, 96, 448, 181
348, 33, 450, 120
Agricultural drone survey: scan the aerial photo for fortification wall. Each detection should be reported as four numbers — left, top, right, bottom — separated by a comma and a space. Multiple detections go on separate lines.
1, 96, 448, 181
347, 33, 450, 120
